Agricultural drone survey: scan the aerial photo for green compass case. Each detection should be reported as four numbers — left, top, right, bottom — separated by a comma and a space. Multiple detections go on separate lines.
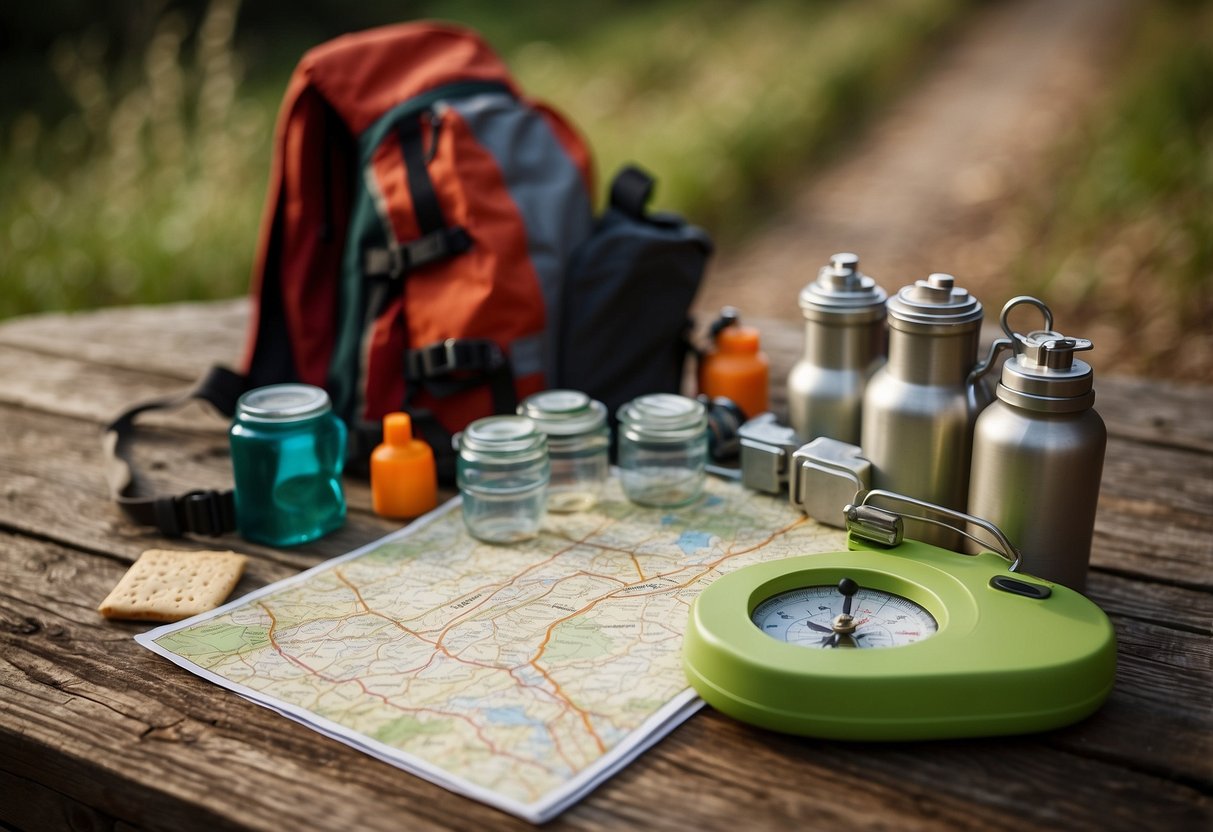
682, 537, 1116, 740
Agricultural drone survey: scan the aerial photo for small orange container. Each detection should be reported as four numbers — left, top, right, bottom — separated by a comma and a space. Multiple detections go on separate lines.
371, 412, 438, 519
699, 325, 770, 419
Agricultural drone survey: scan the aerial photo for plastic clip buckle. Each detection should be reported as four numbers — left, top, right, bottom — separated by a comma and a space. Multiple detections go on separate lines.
177, 489, 233, 537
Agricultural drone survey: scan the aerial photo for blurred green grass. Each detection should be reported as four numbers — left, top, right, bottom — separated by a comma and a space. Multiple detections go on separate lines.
0, 0, 965, 319
1007, 0, 1212, 380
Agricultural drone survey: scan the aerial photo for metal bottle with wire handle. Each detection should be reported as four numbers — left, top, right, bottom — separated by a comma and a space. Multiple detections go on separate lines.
967, 297, 1106, 591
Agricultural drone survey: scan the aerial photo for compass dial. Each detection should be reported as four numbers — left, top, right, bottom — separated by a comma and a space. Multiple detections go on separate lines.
752, 584, 937, 649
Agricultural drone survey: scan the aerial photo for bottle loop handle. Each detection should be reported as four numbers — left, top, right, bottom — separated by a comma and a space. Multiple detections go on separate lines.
1000, 295, 1054, 345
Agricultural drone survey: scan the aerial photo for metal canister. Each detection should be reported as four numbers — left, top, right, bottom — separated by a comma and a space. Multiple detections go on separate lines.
787, 253, 887, 444
860, 273, 1001, 547
968, 297, 1106, 590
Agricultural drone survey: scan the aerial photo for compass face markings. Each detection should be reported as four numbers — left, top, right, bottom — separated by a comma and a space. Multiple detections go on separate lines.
752, 585, 938, 649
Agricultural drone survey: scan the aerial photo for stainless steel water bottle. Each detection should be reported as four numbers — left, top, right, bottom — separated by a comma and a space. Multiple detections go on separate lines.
861, 273, 1002, 548
968, 297, 1106, 591
787, 253, 887, 444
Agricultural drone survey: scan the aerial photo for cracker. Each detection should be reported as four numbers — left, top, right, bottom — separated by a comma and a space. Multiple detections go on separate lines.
99, 548, 247, 622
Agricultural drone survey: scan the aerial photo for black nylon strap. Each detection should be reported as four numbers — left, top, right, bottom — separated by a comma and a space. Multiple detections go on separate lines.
408, 407, 458, 485
103, 365, 247, 537
399, 116, 447, 236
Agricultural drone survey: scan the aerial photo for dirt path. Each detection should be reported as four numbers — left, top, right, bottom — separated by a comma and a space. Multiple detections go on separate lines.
694, 0, 1141, 328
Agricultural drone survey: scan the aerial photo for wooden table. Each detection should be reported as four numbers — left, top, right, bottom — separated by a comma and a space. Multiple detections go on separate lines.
2, 300, 1210, 831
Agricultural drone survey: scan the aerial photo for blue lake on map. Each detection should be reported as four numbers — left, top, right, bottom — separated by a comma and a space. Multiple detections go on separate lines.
676, 531, 713, 555
484, 706, 535, 726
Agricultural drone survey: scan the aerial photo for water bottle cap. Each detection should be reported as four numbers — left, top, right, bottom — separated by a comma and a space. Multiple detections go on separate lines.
996, 297, 1096, 409
717, 326, 762, 353
1000, 336, 1095, 407
887, 273, 984, 328
383, 412, 415, 446
799, 252, 887, 323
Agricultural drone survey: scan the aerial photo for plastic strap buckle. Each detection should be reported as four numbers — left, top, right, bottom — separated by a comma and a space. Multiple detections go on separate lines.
363, 227, 472, 280
153, 489, 236, 538
406, 338, 504, 381
402, 227, 471, 271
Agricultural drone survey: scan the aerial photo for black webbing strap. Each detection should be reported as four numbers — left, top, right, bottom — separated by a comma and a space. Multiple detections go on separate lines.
103, 365, 248, 537
362, 114, 473, 279
399, 115, 445, 235
403, 338, 518, 485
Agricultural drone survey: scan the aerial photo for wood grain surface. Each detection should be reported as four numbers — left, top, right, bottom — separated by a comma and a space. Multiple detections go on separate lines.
1, 300, 1209, 831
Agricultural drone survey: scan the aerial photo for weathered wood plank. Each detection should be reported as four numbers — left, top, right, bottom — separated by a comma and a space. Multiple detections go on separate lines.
1085, 571, 1213, 636
0, 766, 121, 832
1095, 376, 1213, 454
0, 342, 235, 432
0, 299, 246, 381
3, 534, 1210, 832
1092, 437, 1213, 589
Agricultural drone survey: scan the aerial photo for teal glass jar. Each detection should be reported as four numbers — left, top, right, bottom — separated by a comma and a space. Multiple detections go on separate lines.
229, 384, 347, 546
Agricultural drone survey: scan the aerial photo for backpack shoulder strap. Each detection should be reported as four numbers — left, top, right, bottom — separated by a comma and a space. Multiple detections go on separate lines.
102, 366, 248, 537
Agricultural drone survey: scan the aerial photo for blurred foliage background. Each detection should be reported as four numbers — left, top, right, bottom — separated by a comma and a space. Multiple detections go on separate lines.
1006, 0, 1212, 379
0, 0, 967, 316
0, 0, 1209, 382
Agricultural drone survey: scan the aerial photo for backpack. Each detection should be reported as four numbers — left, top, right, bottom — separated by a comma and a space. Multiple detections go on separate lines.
104, 22, 711, 539
246, 21, 595, 478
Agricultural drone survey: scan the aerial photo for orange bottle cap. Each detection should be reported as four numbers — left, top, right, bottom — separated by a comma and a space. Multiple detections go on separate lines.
718, 326, 761, 353
372, 412, 438, 518
384, 412, 415, 447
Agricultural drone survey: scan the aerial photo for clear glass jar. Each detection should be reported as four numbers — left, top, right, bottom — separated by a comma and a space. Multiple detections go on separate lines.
457, 415, 550, 543
518, 390, 609, 512
229, 384, 347, 546
617, 393, 708, 507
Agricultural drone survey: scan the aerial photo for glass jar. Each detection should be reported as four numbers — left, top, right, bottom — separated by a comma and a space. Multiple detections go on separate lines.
229, 384, 347, 546
518, 390, 609, 512
457, 415, 550, 543
617, 393, 708, 507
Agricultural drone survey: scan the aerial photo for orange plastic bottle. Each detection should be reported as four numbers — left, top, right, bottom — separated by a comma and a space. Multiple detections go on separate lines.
371, 412, 438, 519
699, 321, 770, 420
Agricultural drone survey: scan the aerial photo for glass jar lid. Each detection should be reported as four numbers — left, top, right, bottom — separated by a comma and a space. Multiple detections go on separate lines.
459, 415, 548, 462
618, 393, 707, 442
518, 390, 608, 437
236, 384, 332, 423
